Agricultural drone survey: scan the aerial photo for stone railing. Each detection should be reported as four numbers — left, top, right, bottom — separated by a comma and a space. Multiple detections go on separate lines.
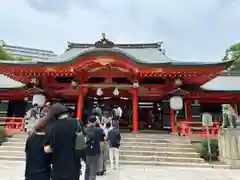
218, 128, 240, 168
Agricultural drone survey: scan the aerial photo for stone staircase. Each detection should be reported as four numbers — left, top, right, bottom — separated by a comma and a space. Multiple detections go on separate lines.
0, 132, 26, 161
0, 132, 227, 168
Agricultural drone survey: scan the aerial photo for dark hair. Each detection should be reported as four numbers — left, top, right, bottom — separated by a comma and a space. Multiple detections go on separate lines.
35, 103, 68, 132
92, 111, 98, 116
106, 122, 111, 128
49, 103, 68, 118
88, 115, 97, 123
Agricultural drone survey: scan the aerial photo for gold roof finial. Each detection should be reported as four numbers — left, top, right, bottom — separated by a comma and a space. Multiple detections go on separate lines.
101, 32, 106, 40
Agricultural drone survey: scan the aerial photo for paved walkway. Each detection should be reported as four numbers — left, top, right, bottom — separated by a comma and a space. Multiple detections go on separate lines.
0, 161, 239, 180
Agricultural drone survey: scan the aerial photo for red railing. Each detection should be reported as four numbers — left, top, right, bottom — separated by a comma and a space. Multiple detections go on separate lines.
181, 121, 220, 137
0, 117, 24, 132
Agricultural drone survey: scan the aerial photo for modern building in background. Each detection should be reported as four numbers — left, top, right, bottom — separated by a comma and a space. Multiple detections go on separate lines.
0, 40, 56, 116
0, 40, 56, 60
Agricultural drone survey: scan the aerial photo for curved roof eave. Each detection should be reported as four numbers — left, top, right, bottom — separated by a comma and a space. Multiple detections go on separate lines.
0, 48, 234, 69
201, 75, 240, 91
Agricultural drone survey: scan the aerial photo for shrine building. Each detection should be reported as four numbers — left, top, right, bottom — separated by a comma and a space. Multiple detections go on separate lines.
0, 35, 235, 132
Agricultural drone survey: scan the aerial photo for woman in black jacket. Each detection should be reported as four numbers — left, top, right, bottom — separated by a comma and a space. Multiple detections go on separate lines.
44, 103, 81, 180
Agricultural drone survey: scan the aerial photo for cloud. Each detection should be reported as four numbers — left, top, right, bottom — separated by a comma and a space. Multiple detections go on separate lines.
0, 0, 240, 61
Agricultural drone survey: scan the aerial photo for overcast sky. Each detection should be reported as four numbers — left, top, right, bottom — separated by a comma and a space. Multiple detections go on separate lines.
0, 0, 239, 61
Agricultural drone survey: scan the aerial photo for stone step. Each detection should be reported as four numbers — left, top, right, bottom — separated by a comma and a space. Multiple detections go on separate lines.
0, 150, 24, 156
120, 141, 193, 148
120, 145, 196, 152
0, 149, 199, 158
118, 160, 229, 169
1, 141, 25, 146
121, 134, 186, 139
120, 150, 199, 158
0, 155, 25, 161
119, 155, 204, 163
7, 138, 27, 142
0, 154, 203, 164
121, 137, 189, 143
0, 146, 25, 151
0, 157, 228, 169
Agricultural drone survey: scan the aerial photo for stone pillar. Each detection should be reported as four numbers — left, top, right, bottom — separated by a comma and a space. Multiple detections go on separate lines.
218, 128, 240, 168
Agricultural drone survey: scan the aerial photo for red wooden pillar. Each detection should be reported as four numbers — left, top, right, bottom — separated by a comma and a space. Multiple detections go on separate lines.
186, 100, 192, 122
77, 86, 84, 120
231, 103, 238, 114
170, 108, 176, 133
132, 88, 138, 132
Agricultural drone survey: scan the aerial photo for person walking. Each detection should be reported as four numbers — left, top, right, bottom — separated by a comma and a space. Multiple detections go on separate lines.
44, 103, 81, 180
92, 104, 102, 120
107, 127, 121, 169
96, 123, 107, 176
111, 105, 122, 130
84, 116, 105, 180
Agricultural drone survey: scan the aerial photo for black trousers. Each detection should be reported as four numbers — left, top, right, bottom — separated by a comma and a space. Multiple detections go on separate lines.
25, 174, 50, 180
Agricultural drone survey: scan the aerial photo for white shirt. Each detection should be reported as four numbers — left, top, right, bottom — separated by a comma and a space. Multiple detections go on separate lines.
117, 107, 123, 117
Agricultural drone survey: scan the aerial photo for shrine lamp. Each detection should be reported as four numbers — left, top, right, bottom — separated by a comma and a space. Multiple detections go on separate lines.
32, 94, 46, 108
113, 88, 120, 96
30, 77, 40, 87
96, 88, 103, 96
169, 88, 187, 110
170, 96, 183, 111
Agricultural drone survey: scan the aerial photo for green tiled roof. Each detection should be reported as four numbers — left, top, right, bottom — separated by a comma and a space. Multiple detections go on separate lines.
0, 40, 234, 69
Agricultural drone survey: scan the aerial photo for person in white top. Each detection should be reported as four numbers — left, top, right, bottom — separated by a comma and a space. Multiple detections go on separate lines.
112, 105, 122, 130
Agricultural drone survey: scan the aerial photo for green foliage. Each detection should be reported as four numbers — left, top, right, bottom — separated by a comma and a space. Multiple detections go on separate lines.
223, 42, 240, 71
0, 126, 4, 132
0, 46, 31, 61
0, 126, 6, 145
196, 139, 219, 161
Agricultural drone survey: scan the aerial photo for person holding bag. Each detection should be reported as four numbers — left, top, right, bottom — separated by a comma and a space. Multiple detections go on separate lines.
44, 103, 81, 180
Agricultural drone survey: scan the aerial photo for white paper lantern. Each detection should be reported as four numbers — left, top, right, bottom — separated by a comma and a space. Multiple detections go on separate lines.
174, 78, 183, 86
96, 88, 103, 96
170, 96, 183, 110
32, 94, 46, 108
133, 81, 139, 88
113, 88, 120, 96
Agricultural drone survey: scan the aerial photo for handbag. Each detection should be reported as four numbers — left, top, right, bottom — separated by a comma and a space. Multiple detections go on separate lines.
75, 119, 87, 151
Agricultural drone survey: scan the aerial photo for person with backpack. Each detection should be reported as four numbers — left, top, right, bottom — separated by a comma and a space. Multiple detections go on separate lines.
43, 103, 81, 180
111, 105, 122, 130
84, 115, 106, 180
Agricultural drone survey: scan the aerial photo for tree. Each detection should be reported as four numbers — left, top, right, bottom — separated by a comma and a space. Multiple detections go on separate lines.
222, 42, 240, 71
0, 46, 31, 61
